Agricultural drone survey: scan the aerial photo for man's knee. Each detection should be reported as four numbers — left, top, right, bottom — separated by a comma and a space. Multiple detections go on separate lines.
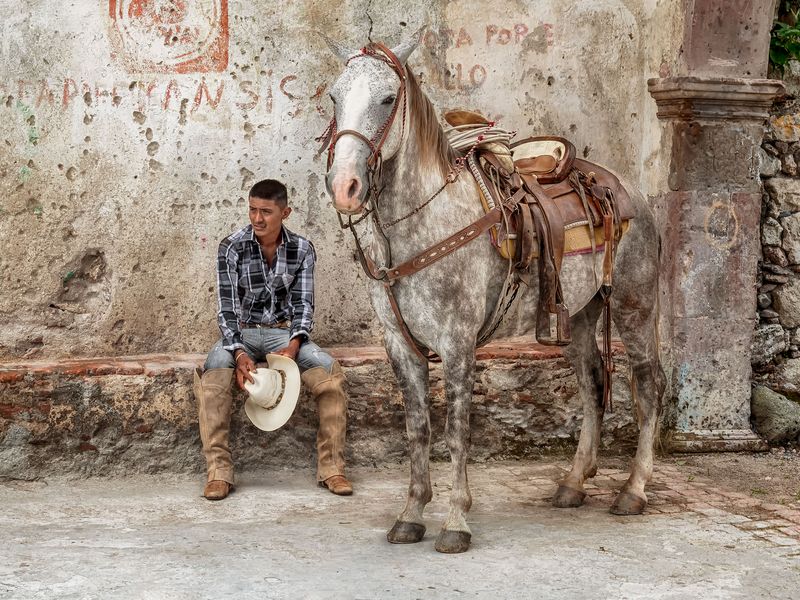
298, 343, 335, 373
205, 341, 236, 370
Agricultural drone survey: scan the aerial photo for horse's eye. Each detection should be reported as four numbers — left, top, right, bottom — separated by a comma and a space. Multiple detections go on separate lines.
381, 95, 396, 105
329, 94, 336, 105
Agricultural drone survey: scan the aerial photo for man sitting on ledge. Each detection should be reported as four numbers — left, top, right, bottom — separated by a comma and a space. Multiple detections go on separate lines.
194, 178, 353, 500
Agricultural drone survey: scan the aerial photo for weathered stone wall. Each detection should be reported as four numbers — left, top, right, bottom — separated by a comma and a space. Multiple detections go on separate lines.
0, 0, 683, 360
0, 344, 635, 479
752, 62, 800, 442
755, 94, 800, 368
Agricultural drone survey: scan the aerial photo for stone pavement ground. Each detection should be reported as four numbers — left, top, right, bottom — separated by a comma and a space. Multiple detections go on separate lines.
3, 460, 800, 600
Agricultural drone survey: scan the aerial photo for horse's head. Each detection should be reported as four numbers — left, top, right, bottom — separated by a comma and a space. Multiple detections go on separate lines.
321, 31, 422, 215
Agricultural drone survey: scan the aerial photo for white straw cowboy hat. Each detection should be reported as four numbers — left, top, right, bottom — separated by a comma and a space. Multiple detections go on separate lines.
243, 354, 301, 431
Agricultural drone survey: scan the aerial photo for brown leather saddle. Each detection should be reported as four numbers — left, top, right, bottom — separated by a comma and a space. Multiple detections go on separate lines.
444, 111, 634, 348
483, 146, 633, 346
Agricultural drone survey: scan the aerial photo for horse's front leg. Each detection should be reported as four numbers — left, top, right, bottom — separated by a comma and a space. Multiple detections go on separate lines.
384, 331, 433, 545
434, 351, 475, 554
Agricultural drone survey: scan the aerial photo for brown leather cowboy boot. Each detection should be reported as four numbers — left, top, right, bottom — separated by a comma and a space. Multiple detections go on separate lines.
301, 361, 352, 496
193, 368, 236, 500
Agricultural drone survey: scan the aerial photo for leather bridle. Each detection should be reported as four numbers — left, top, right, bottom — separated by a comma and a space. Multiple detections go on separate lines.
317, 42, 408, 215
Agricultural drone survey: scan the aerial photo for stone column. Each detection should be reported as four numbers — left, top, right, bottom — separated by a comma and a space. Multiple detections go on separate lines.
647, 1, 783, 451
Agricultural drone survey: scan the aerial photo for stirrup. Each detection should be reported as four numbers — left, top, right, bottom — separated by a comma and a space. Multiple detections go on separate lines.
536, 303, 572, 346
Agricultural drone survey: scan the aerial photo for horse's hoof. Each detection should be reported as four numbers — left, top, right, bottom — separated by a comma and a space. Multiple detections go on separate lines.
387, 520, 426, 544
610, 491, 647, 515
552, 485, 586, 508
434, 530, 471, 554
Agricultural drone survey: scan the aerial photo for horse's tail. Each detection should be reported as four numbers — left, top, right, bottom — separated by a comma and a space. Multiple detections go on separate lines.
653, 234, 665, 454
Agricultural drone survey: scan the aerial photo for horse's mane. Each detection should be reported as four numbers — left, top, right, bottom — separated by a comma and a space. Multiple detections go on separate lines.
405, 68, 455, 177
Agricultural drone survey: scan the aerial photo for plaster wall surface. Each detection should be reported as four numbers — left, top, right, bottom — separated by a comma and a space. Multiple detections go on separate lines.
0, 0, 684, 360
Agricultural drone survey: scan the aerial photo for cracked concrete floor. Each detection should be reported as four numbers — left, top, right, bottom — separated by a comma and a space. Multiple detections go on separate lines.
2, 460, 800, 599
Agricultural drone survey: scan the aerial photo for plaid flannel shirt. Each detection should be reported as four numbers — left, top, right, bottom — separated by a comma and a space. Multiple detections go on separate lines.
216, 224, 315, 352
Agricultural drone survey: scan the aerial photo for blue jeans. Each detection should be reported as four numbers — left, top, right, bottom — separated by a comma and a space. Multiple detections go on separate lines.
204, 327, 335, 373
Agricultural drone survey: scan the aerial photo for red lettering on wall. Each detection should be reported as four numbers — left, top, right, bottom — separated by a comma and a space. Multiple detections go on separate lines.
279, 75, 298, 100
162, 79, 180, 110
485, 25, 498, 45
422, 27, 476, 49
63, 78, 78, 107
135, 80, 159, 111
264, 70, 273, 113
487, 23, 536, 46
192, 78, 224, 112
469, 65, 487, 87
540, 23, 555, 47
2, 58, 496, 119
94, 84, 118, 104
419, 23, 538, 52
36, 80, 55, 106
441, 64, 488, 91
455, 28, 473, 48
235, 81, 259, 110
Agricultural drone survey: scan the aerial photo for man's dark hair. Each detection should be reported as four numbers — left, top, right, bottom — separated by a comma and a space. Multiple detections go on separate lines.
249, 179, 288, 208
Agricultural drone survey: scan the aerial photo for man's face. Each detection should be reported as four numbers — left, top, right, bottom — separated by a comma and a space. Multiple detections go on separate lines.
249, 196, 291, 241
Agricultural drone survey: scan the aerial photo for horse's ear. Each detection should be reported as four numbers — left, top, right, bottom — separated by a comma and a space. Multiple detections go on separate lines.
317, 31, 355, 63
390, 26, 425, 65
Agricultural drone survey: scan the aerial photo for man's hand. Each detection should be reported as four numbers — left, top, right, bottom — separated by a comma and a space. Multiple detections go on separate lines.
274, 337, 302, 361
235, 352, 256, 390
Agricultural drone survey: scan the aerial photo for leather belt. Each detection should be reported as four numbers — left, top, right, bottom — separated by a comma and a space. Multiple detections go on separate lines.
239, 320, 290, 329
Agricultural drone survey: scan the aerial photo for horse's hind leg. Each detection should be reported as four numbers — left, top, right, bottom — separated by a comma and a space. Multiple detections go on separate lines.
554, 295, 606, 508
384, 333, 433, 544
608, 283, 666, 516
434, 351, 475, 554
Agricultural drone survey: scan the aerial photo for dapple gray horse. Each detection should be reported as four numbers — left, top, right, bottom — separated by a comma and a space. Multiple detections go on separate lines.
321, 31, 665, 553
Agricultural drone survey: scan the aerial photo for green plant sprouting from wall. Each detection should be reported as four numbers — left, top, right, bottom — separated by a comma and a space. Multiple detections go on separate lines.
772, 1, 800, 71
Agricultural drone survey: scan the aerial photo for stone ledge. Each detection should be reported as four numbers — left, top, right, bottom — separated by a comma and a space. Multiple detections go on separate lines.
647, 76, 785, 121
668, 429, 769, 453
0, 337, 596, 381
0, 338, 634, 479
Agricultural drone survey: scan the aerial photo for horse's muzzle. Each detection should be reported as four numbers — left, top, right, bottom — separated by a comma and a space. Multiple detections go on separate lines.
327, 170, 367, 215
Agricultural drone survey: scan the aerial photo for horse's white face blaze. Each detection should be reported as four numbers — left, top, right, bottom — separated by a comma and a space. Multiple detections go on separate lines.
326, 58, 405, 214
